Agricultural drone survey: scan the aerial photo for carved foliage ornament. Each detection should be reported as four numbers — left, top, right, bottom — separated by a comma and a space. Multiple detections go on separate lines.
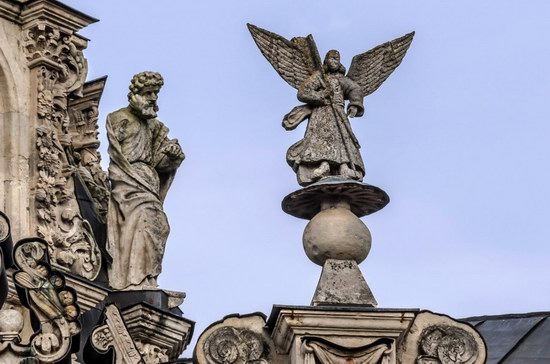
24, 22, 102, 280
13, 238, 81, 363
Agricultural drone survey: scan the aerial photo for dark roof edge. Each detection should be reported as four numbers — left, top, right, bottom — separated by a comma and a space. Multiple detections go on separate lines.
461, 311, 550, 321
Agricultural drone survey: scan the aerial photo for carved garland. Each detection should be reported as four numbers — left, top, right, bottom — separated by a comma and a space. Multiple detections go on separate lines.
13, 238, 81, 363
24, 22, 102, 280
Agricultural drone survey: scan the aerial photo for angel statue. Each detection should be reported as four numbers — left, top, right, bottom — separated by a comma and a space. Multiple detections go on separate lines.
248, 24, 414, 186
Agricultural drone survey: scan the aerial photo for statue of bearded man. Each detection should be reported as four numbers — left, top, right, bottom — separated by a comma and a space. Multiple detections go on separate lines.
106, 71, 184, 290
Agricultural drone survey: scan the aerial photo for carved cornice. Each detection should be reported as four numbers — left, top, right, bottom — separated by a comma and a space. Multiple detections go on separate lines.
269, 306, 417, 355
20, 0, 97, 33
121, 303, 194, 362
0, 0, 21, 23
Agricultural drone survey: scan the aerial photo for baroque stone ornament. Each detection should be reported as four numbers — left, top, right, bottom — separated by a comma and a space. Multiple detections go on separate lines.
106, 71, 185, 290
195, 314, 274, 364
90, 304, 144, 364
24, 22, 102, 280
302, 337, 393, 364
13, 238, 81, 363
248, 24, 414, 186
397, 311, 486, 364
69, 77, 110, 220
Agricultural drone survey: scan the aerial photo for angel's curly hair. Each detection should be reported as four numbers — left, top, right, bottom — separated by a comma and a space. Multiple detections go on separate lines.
128, 71, 164, 100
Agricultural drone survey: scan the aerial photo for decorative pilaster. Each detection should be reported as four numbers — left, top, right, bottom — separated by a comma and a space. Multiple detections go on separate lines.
21, 5, 102, 280
68, 77, 109, 220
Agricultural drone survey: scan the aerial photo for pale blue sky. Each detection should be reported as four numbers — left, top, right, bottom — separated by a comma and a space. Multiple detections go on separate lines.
64, 0, 550, 354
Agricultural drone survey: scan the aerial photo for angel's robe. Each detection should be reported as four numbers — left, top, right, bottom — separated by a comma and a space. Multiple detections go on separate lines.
106, 107, 180, 290
286, 70, 365, 176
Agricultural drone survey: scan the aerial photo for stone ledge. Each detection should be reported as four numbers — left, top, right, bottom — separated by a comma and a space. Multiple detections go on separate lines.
121, 302, 194, 360
269, 305, 418, 355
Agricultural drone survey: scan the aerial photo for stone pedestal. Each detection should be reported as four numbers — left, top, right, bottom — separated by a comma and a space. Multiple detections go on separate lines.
268, 305, 416, 364
267, 306, 487, 364
283, 177, 389, 306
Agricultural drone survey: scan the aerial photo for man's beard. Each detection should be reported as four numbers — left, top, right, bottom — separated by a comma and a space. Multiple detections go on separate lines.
130, 94, 158, 119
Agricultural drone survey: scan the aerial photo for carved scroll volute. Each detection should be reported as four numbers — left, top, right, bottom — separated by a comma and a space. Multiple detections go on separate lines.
195, 314, 274, 364
91, 304, 144, 364
13, 238, 81, 363
23, 21, 102, 280
397, 311, 487, 364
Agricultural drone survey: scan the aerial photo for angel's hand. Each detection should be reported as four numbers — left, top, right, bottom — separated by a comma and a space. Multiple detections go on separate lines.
347, 105, 359, 118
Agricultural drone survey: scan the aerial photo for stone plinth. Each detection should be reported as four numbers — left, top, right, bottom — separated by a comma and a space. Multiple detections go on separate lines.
121, 302, 194, 363
268, 305, 417, 364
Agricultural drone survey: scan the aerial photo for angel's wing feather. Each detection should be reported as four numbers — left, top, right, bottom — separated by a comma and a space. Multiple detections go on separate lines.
347, 32, 415, 97
248, 24, 320, 90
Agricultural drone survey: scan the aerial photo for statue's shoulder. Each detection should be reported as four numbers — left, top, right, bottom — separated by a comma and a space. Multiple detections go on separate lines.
107, 107, 135, 127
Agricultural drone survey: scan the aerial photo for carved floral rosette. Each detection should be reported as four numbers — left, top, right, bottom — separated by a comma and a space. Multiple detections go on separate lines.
195, 313, 274, 364
24, 22, 102, 280
13, 238, 81, 363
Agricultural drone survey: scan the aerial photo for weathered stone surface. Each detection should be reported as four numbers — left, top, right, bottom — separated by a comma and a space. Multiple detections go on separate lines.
90, 304, 144, 364
397, 311, 486, 364
269, 306, 417, 363
68, 77, 110, 221
195, 313, 275, 364
12, 238, 81, 363
106, 71, 185, 290
21, 9, 103, 281
303, 202, 371, 265
249, 24, 414, 186
121, 302, 193, 362
312, 259, 377, 307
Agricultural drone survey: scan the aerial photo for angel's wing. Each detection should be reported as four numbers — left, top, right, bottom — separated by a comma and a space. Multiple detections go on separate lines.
248, 24, 321, 90
347, 32, 415, 97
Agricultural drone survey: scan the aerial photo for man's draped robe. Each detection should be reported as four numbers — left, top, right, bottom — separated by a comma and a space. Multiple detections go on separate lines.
106, 107, 177, 290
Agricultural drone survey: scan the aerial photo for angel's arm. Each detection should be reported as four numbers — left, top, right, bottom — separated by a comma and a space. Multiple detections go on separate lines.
297, 72, 329, 106
343, 77, 364, 118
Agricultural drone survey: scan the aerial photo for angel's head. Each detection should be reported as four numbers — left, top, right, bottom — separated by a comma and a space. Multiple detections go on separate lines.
323, 50, 346, 75
128, 71, 164, 119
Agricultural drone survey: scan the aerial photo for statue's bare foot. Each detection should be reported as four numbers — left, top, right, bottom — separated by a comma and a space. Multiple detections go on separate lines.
312, 161, 330, 181
340, 163, 361, 180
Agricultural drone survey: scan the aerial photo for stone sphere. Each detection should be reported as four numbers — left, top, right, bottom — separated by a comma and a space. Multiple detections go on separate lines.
0, 308, 24, 333
303, 207, 371, 266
